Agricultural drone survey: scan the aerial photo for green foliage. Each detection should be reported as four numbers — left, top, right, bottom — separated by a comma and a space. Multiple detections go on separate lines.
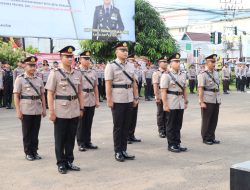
80, 0, 177, 62
0, 41, 25, 67
25, 45, 39, 54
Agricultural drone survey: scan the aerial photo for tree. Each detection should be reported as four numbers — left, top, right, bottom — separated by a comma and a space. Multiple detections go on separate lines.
0, 41, 24, 67
25, 45, 40, 55
80, 0, 177, 62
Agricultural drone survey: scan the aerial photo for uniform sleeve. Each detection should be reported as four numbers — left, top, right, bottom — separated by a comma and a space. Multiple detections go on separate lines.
78, 71, 83, 92
95, 71, 99, 86
40, 79, 45, 94
45, 70, 57, 92
197, 74, 205, 87
160, 74, 169, 89
13, 77, 22, 94
152, 72, 159, 84
104, 64, 113, 81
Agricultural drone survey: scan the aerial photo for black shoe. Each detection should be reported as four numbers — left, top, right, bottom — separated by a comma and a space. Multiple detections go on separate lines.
212, 139, 220, 144
159, 132, 166, 138
122, 151, 135, 160
33, 153, 42, 160
85, 143, 98, 149
25, 154, 35, 161
66, 162, 80, 171
127, 140, 133, 144
58, 165, 67, 174
178, 145, 187, 152
203, 140, 214, 145
115, 152, 125, 162
168, 145, 180, 153
78, 145, 87, 152
128, 136, 141, 143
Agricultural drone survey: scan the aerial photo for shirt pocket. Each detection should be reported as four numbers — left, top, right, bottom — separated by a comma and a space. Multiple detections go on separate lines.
59, 81, 69, 91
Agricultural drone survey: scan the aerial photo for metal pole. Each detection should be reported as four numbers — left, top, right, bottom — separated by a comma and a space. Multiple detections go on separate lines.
22, 38, 25, 51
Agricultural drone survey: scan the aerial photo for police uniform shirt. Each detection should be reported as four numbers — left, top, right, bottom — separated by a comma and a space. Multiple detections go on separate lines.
13, 73, 44, 115
247, 67, 250, 77
160, 70, 186, 110
105, 58, 134, 103
135, 67, 142, 82
13, 67, 25, 81
95, 68, 103, 79
0, 68, 4, 89
188, 68, 196, 80
198, 69, 221, 104
222, 66, 230, 80
80, 67, 98, 107
152, 68, 165, 100
45, 68, 82, 119
41, 69, 50, 83
35, 69, 43, 79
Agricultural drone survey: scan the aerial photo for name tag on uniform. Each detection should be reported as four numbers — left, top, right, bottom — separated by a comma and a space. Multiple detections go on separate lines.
111, 13, 117, 20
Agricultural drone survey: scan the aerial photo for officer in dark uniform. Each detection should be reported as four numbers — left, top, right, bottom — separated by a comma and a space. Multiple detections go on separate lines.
3, 62, 14, 109
13, 56, 46, 161
92, 0, 124, 41
46, 46, 84, 174
105, 42, 139, 162
0, 61, 4, 108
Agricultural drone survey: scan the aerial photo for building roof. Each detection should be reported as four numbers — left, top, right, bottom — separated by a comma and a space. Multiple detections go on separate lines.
182, 32, 210, 41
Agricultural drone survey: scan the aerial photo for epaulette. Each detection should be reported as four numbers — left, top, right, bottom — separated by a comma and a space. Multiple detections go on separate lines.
54, 68, 59, 71
19, 74, 24, 78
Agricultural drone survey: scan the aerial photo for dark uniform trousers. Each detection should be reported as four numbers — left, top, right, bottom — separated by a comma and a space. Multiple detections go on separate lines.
112, 103, 133, 153
189, 79, 195, 93
3, 85, 13, 107
77, 106, 95, 146
236, 77, 240, 91
201, 103, 220, 141
102, 80, 106, 99
166, 109, 184, 146
54, 117, 78, 166
240, 77, 246, 92
0, 89, 3, 106
22, 115, 41, 155
138, 81, 142, 96
246, 77, 250, 88
222, 80, 229, 92
157, 101, 168, 134
98, 78, 104, 100
145, 78, 152, 99
128, 104, 138, 139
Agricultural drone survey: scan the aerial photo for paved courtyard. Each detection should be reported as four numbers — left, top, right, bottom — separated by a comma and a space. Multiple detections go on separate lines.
0, 91, 250, 190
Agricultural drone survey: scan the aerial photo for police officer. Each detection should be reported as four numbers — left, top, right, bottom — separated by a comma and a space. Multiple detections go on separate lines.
46, 46, 84, 174
92, 0, 124, 41
235, 62, 241, 91
13, 61, 25, 82
41, 60, 50, 108
0, 61, 4, 108
198, 54, 221, 145
105, 42, 139, 162
239, 62, 247, 92
96, 63, 104, 102
161, 53, 188, 153
222, 62, 230, 94
127, 54, 141, 144
13, 56, 46, 161
53, 61, 59, 69
188, 64, 196, 94
246, 63, 250, 89
77, 51, 100, 151
152, 56, 168, 138
3, 62, 14, 109
143, 64, 154, 101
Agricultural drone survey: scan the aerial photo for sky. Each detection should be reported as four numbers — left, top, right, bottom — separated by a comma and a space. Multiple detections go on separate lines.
148, 0, 250, 10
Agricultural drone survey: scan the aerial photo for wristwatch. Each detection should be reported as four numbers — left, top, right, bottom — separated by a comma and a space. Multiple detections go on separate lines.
134, 96, 139, 101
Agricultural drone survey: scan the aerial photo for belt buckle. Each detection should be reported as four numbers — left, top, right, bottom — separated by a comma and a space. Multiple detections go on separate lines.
70, 96, 75, 101
125, 85, 129, 89
32, 95, 35, 100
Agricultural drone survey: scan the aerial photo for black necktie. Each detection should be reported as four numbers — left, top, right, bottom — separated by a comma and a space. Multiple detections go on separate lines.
106, 8, 110, 17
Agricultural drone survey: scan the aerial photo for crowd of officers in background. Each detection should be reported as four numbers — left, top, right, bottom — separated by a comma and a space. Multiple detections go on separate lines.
1, 44, 250, 174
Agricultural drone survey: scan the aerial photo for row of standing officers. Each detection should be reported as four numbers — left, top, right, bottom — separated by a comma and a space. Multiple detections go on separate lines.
13, 43, 222, 174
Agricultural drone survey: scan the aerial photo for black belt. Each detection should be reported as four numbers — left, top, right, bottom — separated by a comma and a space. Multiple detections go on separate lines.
112, 84, 132, 89
83, 89, 94, 93
20, 95, 41, 100
167, 91, 183, 96
204, 88, 219, 92
55, 95, 78, 101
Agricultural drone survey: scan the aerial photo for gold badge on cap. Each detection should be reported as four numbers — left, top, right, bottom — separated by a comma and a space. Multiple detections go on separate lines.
86, 52, 90, 56
31, 57, 35, 62
68, 47, 73, 53
123, 42, 128, 47
176, 54, 180, 59
213, 55, 216, 59
164, 56, 167, 59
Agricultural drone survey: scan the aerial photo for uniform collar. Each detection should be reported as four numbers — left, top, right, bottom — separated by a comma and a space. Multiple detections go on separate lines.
24, 72, 37, 79
170, 69, 180, 75
80, 67, 91, 72
206, 69, 214, 73
115, 58, 127, 65
159, 68, 165, 72
60, 67, 74, 74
